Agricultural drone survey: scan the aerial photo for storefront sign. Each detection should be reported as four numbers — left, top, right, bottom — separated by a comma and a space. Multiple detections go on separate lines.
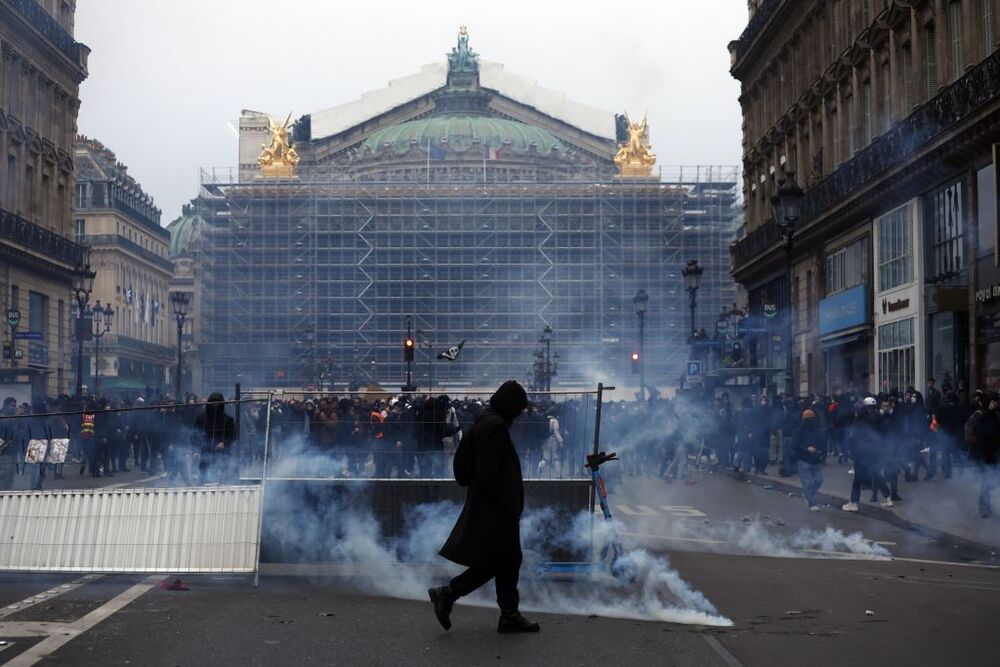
819, 285, 868, 336
762, 303, 777, 320
976, 282, 1000, 304
881, 297, 910, 314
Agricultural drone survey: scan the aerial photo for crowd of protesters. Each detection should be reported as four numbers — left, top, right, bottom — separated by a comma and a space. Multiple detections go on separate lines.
2, 378, 998, 518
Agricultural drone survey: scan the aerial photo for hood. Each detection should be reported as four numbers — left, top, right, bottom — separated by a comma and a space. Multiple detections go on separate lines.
205, 392, 225, 420
489, 380, 528, 423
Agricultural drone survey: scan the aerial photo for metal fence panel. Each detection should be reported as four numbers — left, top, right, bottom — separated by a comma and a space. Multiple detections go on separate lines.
0, 486, 261, 573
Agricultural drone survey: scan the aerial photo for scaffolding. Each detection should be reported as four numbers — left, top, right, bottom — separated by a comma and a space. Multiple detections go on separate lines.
196, 164, 739, 393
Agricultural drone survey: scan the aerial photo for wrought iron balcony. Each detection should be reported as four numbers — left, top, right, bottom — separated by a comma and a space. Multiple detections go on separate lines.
8, 0, 86, 64
732, 49, 1000, 273
0, 207, 86, 266
730, 0, 784, 66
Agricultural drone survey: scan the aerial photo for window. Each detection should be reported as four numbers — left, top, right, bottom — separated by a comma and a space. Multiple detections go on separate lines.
878, 317, 915, 393
861, 80, 872, 147
924, 23, 938, 96
985, 0, 996, 56
902, 43, 915, 110
28, 291, 48, 337
882, 62, 892, 131
977, 163, 995, 254
826, 237, 869, 294
74, 218, 86, 244
925, 180, 965, 279
877, 204, 914, 292
846, 94, 856, 155
6, 155, 15, 210
950, 1, 964, 79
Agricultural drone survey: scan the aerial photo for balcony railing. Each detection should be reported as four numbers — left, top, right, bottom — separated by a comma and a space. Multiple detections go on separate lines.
0, 207, 86, 266
9, 0, 85, 64
732, 49, 1000, 272
730, 0, 784, 65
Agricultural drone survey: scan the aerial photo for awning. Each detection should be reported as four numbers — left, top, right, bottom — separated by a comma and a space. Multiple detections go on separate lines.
820, 332, 867, 350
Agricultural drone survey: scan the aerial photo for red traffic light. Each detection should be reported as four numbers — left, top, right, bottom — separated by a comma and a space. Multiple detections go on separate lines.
405, 338, 414, 348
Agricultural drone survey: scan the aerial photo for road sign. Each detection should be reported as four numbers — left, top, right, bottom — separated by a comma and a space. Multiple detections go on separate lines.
14, 331, 42, 340
686, 360, 703, 377
6, 308, 20, 328
763, 303, 777, 320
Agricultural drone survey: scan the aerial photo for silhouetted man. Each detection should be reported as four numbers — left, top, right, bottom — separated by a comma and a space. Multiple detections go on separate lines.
429, 380, 539, 633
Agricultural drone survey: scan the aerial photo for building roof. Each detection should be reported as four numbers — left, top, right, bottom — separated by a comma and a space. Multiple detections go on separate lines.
360, 113, 564, 158
166, 203, 203, 257
309, 59, 615, 143
74, 135, 163, 233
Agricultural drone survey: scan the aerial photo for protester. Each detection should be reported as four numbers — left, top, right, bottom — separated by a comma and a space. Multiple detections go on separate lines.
429, 380, 540, 634
793, 409, 825, 511
966, 394, 1000, 518
842, 397, 892, 511
194, 392, 237, 484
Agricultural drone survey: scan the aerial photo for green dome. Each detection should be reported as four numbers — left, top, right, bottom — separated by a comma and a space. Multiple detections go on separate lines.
362, 114, 564, 157
167, 208, 202, 257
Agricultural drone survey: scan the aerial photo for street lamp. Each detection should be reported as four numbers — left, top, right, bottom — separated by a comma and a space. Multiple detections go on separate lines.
771, 175, 804, 396
170, 292, 190, 401
540, 325, 554, 392
633, 289, 649, 401
70, 263, 97, 398
681, 260, 704, 342
91, 301, 114, 396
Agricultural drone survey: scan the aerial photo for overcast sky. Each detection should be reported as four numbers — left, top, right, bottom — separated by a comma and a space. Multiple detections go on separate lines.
75, 1, 748, 223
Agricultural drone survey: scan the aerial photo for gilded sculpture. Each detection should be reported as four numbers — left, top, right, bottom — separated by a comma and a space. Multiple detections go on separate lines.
614, 113, 657, 177
257, 113, 300, 178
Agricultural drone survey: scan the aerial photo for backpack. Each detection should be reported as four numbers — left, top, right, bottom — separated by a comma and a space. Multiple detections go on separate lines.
965, 409, 984, 446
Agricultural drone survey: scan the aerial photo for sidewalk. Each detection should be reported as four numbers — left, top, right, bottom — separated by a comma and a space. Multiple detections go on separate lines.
719, 459, 1000, 552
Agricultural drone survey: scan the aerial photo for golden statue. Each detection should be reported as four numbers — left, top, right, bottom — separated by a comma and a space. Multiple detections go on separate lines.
614, 113, 656, 178
257, 113, 300, 178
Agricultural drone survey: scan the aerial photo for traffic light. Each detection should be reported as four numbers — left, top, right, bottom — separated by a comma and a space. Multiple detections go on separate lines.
631, 351, 640, 374
404, 337, 415, 361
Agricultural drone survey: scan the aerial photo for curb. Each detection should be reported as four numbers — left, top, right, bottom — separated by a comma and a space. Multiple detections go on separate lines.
712, 466, 999, 556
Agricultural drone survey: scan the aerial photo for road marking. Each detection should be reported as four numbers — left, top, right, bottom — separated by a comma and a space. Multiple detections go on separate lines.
617, 530, 728, 546
702, 635, 744, 667
615, 504, 709, 518
0, 575, 102, 620
2, 575, 162, 667
889, 556, 1000, 570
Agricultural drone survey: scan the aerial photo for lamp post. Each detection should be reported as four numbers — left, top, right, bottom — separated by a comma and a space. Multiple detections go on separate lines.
681, 260, 704, 345
771, 175, 804, 396
70, 263, 97, 398
540, 325, 553, 392
170, 292, 189, 401
91, 301, 114, 397
633, 289, 649, 401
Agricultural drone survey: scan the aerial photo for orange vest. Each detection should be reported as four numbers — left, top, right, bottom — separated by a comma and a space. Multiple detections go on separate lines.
81, 413, 96, 440
369, 410, 384, 439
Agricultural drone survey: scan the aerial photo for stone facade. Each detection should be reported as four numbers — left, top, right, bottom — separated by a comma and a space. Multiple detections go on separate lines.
74, 136, 173, 396
0, 0, 89, 398
730, 0, 1000, 397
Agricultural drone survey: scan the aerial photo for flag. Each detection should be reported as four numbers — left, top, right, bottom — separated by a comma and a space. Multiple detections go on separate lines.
143, 292, 151, 325
125, 285, 133, 304
152, 299, 160, 327
483, 143, 500, 161
437, 340, 466, 361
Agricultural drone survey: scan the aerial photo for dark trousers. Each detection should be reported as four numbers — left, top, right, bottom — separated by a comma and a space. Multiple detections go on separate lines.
851, 463, 890, 503
449, 563, 520, 613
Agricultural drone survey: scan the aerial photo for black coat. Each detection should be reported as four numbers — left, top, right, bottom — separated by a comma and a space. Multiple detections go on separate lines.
968, 409, 1000, 465
440, 382, 527, 571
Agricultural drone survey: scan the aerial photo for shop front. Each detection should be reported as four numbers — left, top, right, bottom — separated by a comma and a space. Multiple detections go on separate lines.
819, 284, 871, 395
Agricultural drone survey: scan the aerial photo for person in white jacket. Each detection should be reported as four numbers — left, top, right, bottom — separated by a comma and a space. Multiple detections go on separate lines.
538, 405, 563, 478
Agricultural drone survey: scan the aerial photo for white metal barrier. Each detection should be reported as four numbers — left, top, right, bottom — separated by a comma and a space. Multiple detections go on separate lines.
0, 486, 262, 573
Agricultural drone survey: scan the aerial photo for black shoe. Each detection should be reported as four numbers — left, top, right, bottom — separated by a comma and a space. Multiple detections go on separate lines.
498, 612, 540, 633
891, 494, 902, 502
428, 586, 455, 631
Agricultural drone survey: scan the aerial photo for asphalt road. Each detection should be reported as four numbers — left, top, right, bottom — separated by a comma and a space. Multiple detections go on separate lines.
2, 467, 999, 665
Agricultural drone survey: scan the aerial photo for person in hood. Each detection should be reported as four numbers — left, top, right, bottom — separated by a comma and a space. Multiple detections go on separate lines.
794, 409, 826, 511
194, 392, 236, 484
429, 380, 540, 634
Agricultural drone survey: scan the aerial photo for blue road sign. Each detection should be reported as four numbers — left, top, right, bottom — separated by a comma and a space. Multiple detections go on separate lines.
686, 360, 703, 376
14, 331, 42, 340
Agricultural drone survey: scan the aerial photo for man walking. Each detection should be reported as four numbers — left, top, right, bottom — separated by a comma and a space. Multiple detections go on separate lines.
429, 380, 539, 633
967, 395, 1000, 517
794, 409, 826, 511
